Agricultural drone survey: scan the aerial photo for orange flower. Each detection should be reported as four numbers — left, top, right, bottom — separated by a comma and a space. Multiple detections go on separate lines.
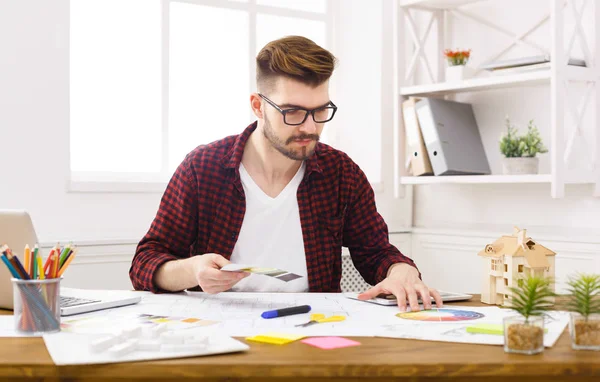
444, 48, 471, 65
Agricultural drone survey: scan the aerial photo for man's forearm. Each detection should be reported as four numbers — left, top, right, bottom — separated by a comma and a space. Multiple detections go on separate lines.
154, 258, 198, 292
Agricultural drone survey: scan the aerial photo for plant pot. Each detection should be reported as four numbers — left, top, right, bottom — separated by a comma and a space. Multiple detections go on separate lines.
445, 65, 473, 82
570, 313, 600, 351
502, 157, 539, 175
503, 315, 544, 354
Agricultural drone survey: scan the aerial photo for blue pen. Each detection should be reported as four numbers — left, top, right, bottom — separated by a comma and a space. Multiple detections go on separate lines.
261, 305, 311, 319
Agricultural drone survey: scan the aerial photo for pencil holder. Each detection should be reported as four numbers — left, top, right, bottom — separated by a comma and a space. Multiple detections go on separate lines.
11, 277, 61, 335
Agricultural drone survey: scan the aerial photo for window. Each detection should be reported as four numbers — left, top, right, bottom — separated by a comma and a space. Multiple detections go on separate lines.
518, 279, 524, 287
70, 0, 331, 188
518, 264, 524, 273
504, 278, 508, 286
504, 264, 508, 272
490, 258, 500, 271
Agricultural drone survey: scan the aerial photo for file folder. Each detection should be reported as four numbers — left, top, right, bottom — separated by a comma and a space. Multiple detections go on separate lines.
402, 98, 433, 176
415, 98, 491, 176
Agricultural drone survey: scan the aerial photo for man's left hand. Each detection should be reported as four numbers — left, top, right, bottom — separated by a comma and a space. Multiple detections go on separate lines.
357, 263, 443, 311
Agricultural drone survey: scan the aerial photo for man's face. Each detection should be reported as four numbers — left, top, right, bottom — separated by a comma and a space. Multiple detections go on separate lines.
261, 78, 330, 161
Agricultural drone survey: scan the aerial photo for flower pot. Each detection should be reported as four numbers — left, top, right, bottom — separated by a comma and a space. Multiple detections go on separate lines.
570, 313, 600, 351
504, 315, 544, 354
445, 65, 473, 82
502, 157, 539, 175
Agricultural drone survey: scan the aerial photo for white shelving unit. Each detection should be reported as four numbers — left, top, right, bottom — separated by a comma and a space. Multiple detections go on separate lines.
392, 0, 600, 198
400, 174, 552, 185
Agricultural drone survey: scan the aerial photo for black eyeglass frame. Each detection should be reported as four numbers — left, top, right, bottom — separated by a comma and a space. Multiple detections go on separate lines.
258, 93, 338, 126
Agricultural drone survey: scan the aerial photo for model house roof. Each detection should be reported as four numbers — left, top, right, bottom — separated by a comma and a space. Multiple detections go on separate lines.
477, 227, 556, 268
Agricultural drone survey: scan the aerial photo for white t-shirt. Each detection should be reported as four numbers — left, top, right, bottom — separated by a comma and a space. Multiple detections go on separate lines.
229, 162, 309, 292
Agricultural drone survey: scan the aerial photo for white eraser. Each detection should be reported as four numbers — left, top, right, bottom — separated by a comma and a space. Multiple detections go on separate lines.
90, 335, 120, 352
109, 339, 138, 357
160, 332, 185, 344
137, 340, 161, 351
162, 343, 207, 352
122, 326, 142, 339
185, 336, 209, 346
151, 323, 167, 336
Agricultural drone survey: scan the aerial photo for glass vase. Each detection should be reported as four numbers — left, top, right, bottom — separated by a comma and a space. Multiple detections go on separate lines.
570, 313, 600, 351
503, 315, 544, 355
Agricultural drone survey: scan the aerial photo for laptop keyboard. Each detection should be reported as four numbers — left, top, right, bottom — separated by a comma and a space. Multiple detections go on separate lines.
60, 296, 101, 308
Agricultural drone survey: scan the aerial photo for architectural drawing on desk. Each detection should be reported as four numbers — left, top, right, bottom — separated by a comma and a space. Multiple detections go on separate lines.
478, 227, 556, 306
195, 293, 354, 332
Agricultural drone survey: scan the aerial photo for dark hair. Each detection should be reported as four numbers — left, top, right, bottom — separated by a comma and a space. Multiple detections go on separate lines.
256, 36, 337, 92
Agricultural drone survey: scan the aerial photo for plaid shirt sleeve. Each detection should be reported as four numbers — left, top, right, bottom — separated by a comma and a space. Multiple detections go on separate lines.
129, 154, 199, 293
343, 162, 419, 286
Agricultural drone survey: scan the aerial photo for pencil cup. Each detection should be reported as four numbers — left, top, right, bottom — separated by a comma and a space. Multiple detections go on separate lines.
11, 277, 61, 335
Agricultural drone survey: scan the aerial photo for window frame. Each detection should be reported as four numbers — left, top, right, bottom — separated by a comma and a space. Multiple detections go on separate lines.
68, 0, 334, 193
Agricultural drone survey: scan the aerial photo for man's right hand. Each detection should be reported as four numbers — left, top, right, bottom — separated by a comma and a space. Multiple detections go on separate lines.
189, 253, 249, 294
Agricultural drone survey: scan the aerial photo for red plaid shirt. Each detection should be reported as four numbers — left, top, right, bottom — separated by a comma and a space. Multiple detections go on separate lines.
130, 122, 418, 293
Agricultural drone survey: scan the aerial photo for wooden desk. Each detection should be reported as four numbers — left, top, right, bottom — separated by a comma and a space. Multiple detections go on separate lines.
1, 296, 599, 382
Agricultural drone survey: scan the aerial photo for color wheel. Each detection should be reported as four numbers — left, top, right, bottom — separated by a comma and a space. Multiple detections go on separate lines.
396, 309, 484, 322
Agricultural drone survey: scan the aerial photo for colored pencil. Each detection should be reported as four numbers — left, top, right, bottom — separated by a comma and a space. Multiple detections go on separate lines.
58, 244, 71, 268
24, 245, 31, 278
32, 245, 38, 279
36, 255, 45, 280
57, 247, 78, 277
43, 248, 55, 276
0, 254, 19, 278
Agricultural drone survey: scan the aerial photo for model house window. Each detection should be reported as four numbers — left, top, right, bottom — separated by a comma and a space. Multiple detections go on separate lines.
504, 278, 508, 286
69, 0, 331, 186
518, 264, 524, 273
504, 264, 508, 272
491, 259, 500, 271
518, 279, 524, 287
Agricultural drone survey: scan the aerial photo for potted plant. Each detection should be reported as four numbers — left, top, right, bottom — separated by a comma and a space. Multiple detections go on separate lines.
443, 48, 472, 82
499, 117, 548, 175
504, 275, 556, 354
565, 273, 600, 351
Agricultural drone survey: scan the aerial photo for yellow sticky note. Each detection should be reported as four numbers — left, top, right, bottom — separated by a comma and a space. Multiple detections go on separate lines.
246, 332, 306, 345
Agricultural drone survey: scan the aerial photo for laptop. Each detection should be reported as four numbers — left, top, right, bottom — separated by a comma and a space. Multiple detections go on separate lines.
0, 210, 141, 316
345, 290, 473, 306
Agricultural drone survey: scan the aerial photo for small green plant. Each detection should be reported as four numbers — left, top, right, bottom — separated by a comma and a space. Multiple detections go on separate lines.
499, 117, 548, 158
564, 273, 600, 321
508, 275, 556, 323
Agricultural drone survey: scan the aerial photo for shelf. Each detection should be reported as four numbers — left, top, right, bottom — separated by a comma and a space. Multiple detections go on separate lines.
400, 174, 552, 185
400, 71, 550, 97
399, 0, 485, 9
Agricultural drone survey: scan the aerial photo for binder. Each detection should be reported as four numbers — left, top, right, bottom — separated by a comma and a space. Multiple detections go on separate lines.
402, 98, 433, 176
415, 98, 491, 176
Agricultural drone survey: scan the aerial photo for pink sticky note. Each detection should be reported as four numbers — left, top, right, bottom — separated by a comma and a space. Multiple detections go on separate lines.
301, 336, 361, 350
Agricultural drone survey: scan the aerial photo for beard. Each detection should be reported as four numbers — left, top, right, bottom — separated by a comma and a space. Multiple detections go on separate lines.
262, 114, 320, 161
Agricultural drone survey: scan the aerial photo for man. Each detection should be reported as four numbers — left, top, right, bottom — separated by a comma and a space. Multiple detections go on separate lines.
130, 36, 442, 312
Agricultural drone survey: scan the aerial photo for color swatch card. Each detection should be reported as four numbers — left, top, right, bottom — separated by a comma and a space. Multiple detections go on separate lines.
221, 264, 303, 282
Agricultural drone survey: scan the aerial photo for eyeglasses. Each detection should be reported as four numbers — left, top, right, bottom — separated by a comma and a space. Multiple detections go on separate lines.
258, 93, 337, 126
